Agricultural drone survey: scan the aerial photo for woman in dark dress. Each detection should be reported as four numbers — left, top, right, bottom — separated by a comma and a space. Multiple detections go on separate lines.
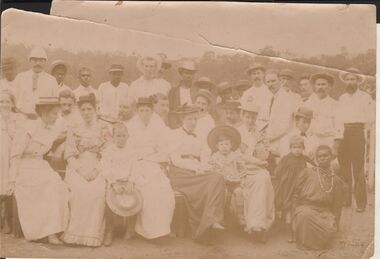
292, 145, 345, 250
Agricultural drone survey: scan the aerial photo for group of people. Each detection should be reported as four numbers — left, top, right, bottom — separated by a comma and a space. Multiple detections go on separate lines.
0, 46, 374, 250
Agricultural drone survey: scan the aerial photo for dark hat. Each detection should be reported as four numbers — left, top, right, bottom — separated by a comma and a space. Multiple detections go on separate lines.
207, 125, 242, 152
294, 107, 313, 120
194, 89, 215, 105
339, 67, 364, 84
109, 64, 124, 72
246, 63, 266, 75
279, 69, 294, 80
35, 97, 60, 108
136, 96, 155, 106
222, 100, 241, 110
233, 79, 251, 91
1, 57, 15, 71
77, 93, 97, 107
174, 103, 200, 115
106, 184, 143, 217
194, 77, 215, 90
310, 72, 335, 85
50, 59, 67, 73
217, 82, 232, 94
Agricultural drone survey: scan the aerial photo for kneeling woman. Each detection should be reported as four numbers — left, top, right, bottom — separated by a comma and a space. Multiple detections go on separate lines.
126, 97, 175, 239
62, 94, 112, 247
8, 97, 69, 244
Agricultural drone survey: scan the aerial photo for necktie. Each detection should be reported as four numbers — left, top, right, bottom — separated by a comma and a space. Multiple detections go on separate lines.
269, 95, 275, 116
32, 73, 39, 91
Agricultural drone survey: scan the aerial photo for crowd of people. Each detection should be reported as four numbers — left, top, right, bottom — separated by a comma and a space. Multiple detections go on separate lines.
0, 46, 375, 250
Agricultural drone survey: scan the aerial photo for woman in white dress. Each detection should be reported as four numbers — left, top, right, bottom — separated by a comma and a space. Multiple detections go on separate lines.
8, 96, 69, 244
126, 97, 175, 239
62, 93, 112, 247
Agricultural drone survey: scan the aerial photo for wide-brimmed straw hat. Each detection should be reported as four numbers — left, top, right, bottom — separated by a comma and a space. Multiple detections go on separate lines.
246, 63, 266, 75
279, 69, 295, 80
50, 59, 67, 73
109, 64, 124, 72
194, 89, 215, 105
338, 67, 365, 84
233, 79, 251, 91
174, 103, 200, 115
35, 96, 60, 108
217, 82, 233, 94
207, 125, 241, 152
310, 72, 335, 85
294, 106, 313, 120
222, 100, 241, 110
106, 185, 143, 217
178, 60, 197, 73
194, 77, 215, 90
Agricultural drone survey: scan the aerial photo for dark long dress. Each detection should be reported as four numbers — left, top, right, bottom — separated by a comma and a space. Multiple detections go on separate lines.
273, 153, 311, 211
292, 167, 345, 250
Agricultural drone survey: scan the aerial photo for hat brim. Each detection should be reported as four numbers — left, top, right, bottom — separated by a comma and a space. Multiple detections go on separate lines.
246, 66, 265, 75
239, 106, 259, 113
207, 125, 241, 152
294, 112, 312, 120
178, 67, 197, 74
310, 73, 335, 85
338, 71, 365, 85
106, 186, 143, 217
194, 81, 215, 89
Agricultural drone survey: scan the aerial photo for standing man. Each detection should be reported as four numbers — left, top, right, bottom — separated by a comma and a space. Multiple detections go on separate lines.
298, 74, 313, 102
12, 47, 58, 117
279, 69, 301, 103
73, 67, 97, 100
304, 73, 337, 149
241, 64, 272, 130
168, 59, 198, 129
0, 58, 16, 91
98, 64, 129, 118
335, 68, 373, 213
50, 60, 71, 94
129, 55, 171, 100
232, 79, 251, 101
265, 70, 300, 157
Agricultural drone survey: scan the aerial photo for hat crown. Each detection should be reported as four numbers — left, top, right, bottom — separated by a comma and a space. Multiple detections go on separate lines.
29, 47, 47, 60
179, 60, 196, 71
110, 64, 124, 71
246, 63, 265, 74
295, 106, 313, 118
36, 96, 59, 105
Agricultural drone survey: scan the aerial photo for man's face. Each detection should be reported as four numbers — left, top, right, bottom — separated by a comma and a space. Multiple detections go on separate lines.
299, 79, 313, 99
60, 97, 74, 115
314, 78, 330, 99
79, 70, 91, 87
224, 108, 240, 125
182, 113, 198, 132
344, 74, 359, 94
53, 67, 67, 85
113, 127, 129, 148
316, 149, 332, 168
220, 90, 232, 101
143, 59, 158, 79
118, 102, 135, 121
110, 71, 123, 85
30, 58, 46, 73
180, 70, 195, 85
154, 99, 169, 117
265, 73, 281, 94
241, 111, 257, 129
195, 96, 209, 113
250, 69, 264, 85
296, 117, 311, 133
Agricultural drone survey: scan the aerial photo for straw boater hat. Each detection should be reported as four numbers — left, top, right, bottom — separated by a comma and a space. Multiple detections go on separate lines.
174, 103, 200, 115
233, 79, 251, 92
279, 69, 295, 80
194, 89, 215, 105
310, 72, 335, 85
207, 125, 242, 152
194, 77, 215, 90
217, 82, 232, 94
136, 54, 162, 73
178, 60, 197, 74
339, 67, 365, 84
50, 59, 67, 73
239, 102, 260, 113
294, 107, 313, 120
222, 100, 241, 110
106, 184, 143, 217
246, 63, 266, 75
29, 47, 48, 60
35, 96, 60, 108
109, 64, 124, 72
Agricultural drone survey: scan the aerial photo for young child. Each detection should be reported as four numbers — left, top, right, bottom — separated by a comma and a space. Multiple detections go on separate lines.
205, 126, 245, 226
273, 135, 314, 242
100, 123, 136, 246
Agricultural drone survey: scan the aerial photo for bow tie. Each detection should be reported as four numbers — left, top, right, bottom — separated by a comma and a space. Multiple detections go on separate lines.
182, 128, 197, 138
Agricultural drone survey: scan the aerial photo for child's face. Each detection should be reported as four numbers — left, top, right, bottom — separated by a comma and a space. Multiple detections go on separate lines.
113, 127, 128, 148
217, 138, 232, 155
296, 117, 311, 133
290, 144, 304, 156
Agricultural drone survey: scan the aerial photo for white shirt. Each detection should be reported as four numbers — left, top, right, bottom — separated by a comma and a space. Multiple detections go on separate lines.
194, 113, 215, 143
97, 81, 129, 118
12, 69, 58, 114
278, 128, 316, 158
267, 88, 301, 152
304, 94, 338, 140
129, 76, 170, 100
179, 87, 192, 105
241, 84, 271, 123
57, 82, 71, 94
73, 84, 98, 101
335, 90, 374, 137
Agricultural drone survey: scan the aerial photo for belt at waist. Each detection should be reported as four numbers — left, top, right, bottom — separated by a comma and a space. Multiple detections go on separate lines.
180, 155, 200, 161
344, 123, 364, 129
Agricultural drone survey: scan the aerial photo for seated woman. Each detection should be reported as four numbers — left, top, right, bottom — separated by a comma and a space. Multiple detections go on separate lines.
168, 104, 225, 244
8, 97, 69, 244
125, 97, 175, 240
62, 94, 112, 247
292, 145, 345, 250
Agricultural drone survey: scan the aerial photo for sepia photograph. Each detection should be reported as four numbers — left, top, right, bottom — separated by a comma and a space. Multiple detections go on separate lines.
0, 2, 376, 259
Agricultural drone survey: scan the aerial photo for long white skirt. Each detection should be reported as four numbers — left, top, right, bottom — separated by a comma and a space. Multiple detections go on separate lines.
15, 158, 69, 240
131, 160, 175, 239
